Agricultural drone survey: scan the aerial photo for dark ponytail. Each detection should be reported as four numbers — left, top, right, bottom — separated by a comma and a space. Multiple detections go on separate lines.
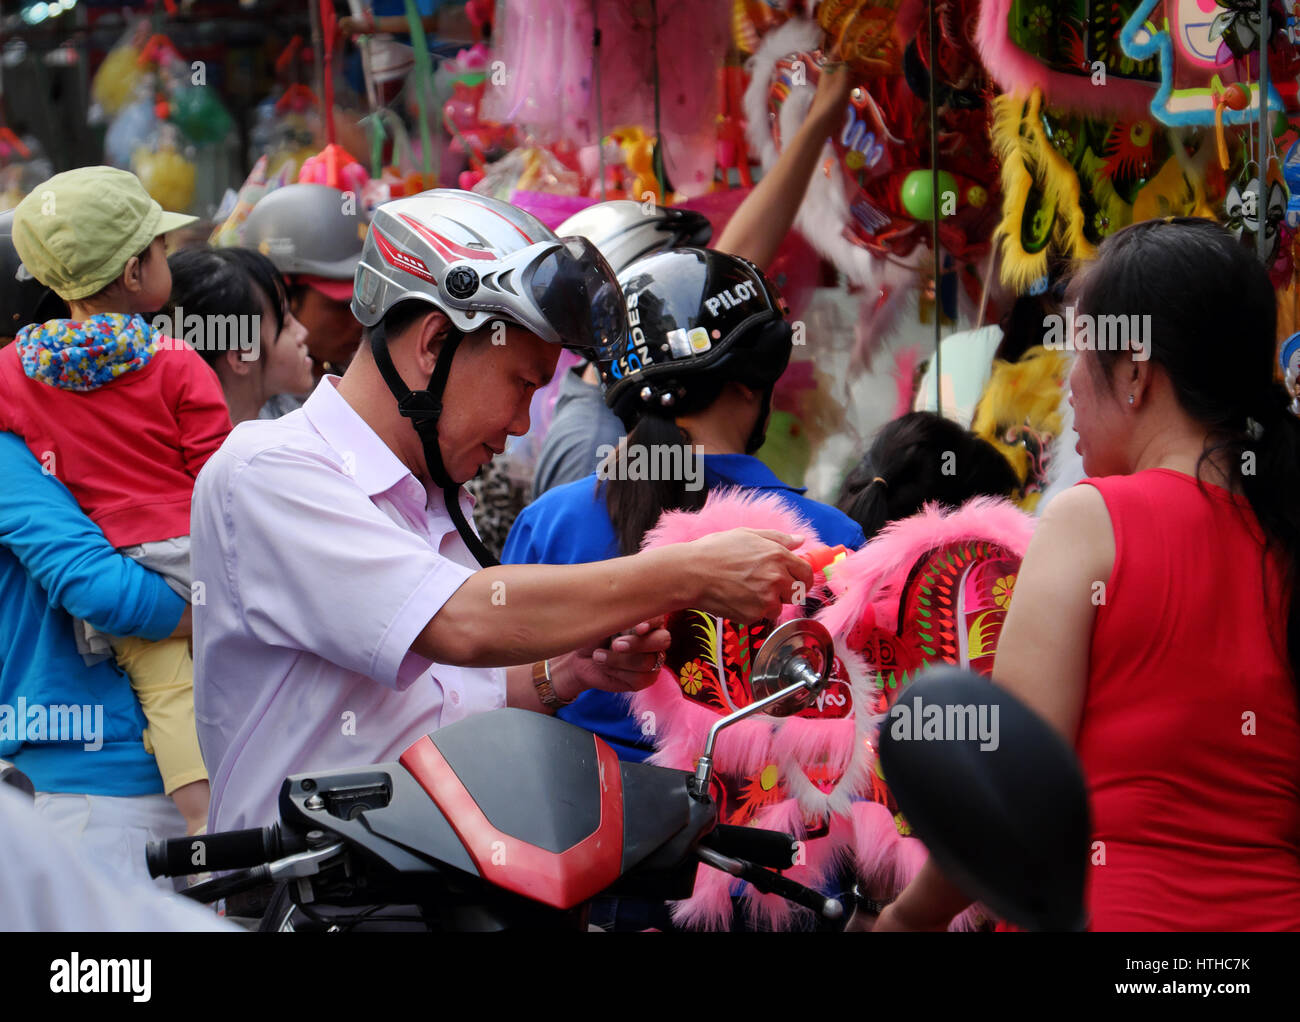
837, 411, 1021, 540
1072, 217, 1300, 686
601, 376, 724, 556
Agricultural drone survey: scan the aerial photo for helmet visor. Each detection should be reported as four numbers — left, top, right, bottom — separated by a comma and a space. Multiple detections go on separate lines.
524, 236, 626, 356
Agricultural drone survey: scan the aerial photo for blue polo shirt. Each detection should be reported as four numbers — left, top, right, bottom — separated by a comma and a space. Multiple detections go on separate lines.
501, 454, 865, 760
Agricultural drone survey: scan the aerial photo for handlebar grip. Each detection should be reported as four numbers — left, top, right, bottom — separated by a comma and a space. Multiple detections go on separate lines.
146, 825, 297, 879
749, 868, 844, 920
703, 825, 798, 871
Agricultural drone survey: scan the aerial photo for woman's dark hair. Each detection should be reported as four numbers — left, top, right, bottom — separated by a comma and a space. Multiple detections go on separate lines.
836, 411, 1021, 540
601, 377, 726, 556
164, 246, 289, 368
994, 256, 1069, 363
1069, 216, 1300, 684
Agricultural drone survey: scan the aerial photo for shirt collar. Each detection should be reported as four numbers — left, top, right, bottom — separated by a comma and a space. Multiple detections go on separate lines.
301, 376, 418, 498
703, 453, 807, 494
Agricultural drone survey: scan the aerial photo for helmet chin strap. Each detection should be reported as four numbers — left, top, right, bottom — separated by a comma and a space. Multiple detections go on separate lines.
369, 319, 501, 569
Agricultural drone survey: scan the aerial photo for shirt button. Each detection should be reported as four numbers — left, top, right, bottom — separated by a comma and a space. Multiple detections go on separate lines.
449, 691, 461, 706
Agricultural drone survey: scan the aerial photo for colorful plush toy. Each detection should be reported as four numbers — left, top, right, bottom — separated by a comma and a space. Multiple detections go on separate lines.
630, 488, 1036, 930
970, 346, 1071, 512
1120, 0, 1287, 127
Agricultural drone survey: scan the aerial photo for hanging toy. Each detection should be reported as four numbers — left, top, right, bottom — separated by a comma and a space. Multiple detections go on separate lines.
1225, 159, 1288, 264
169, 78, 235, 146
1284, 137, 1300, 228
105, 88, 162, 170
1280, 332, 1300, 415
1121, 0, 1286, 128
816, 0, 906, 76
297, 0, 370, 193
90, 22, 148, 120
610, 126, 662, 204
1215, 82, 1252, 169
133, 127, 196, 213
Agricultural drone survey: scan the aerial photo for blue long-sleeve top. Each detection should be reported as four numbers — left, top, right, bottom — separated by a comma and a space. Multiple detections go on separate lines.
0, 431, 186, 794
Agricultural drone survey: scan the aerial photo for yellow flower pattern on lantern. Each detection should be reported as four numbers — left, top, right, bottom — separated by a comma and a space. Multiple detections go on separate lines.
679, 660, 704, 695
992, 574, 1016, 609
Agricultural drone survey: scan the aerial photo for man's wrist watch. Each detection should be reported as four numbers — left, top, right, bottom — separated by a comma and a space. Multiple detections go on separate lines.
531, 658, 573, 710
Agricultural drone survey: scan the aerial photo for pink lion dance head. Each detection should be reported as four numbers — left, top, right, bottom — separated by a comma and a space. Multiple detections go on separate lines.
634, 489, 1036, 929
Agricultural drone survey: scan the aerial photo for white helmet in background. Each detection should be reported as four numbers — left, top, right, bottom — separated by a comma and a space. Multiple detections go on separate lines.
239, 183, 368, 281
556, 199, 712, 275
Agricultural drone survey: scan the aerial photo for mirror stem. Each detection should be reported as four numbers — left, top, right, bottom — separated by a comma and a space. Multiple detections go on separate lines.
688, 659, 823, 802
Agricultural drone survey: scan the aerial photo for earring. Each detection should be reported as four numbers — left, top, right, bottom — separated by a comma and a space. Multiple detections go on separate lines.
1128, 394, 1134, 405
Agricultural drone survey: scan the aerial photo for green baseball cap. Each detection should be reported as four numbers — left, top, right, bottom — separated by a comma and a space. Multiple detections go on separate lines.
11, 166, 198, 301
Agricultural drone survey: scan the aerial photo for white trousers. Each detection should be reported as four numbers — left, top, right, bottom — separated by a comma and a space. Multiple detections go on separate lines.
34, 790, 187, 894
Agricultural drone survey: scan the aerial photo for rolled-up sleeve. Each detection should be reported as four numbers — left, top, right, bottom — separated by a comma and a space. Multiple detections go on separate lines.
216, 445, 475, 688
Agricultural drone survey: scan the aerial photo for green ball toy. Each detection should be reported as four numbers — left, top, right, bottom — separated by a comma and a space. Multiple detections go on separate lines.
901, 168, 959, 220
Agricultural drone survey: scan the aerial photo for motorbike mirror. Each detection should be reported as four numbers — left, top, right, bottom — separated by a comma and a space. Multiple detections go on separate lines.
688, 619, 835, 801
877, 666, 1090, 932
749, 619, 834, 717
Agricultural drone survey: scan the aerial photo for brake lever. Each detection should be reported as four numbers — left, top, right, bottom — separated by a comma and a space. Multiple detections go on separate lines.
178, 843, 347, 904
267, 842, 346, 882
698, 847, 844, 921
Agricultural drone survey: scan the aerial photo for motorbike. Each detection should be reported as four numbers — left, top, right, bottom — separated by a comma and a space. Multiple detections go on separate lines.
146, 619, 850, 931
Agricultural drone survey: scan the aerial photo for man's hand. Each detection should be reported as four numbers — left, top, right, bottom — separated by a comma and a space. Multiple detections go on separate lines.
682, 529, 814, 624
555, 619, 672, 701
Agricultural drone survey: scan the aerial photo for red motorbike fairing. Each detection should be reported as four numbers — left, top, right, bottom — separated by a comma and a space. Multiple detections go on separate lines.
399, 732, 625, 910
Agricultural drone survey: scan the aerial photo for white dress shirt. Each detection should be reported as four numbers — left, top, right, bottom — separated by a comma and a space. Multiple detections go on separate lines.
192, 377, 506, 831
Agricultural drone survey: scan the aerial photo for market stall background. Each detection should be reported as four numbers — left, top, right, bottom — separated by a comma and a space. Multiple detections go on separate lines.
3, 0, 1300, 506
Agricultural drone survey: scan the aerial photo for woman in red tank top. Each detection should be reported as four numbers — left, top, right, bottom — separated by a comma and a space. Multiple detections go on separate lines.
875, 218, 1300, 932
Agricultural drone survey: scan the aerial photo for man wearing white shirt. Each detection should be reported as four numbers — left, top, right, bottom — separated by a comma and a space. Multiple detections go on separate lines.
192, 191, 813, 832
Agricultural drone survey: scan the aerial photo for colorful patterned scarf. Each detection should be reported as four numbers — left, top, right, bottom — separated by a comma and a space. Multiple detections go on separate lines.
15, 314, 159, 391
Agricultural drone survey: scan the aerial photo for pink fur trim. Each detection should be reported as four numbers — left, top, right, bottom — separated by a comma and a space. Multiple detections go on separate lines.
819, 497, 1036, 637
974, 0, 1155, 119
771, 716, 855, 776
845, 803, 989, 931
641, 487, 811, 551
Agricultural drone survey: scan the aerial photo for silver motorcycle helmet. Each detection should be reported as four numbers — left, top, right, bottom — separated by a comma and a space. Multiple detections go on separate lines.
353, 189, 625, 356
556, 199, 712, 275
240, 183, 369, 280
352, 190, 627, 566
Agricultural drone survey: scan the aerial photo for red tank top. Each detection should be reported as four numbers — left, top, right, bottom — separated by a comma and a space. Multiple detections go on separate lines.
1078, 470, 1300, 930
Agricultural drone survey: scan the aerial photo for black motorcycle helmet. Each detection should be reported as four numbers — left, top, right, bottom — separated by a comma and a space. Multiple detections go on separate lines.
595, 248, 793, 454
1, 208, 67, 340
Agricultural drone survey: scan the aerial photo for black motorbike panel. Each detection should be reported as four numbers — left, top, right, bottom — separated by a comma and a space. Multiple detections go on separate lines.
355, 767, 481, 878
279, 766, 480, 879
428, 709, 601, 854
617, 760, 695, 872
